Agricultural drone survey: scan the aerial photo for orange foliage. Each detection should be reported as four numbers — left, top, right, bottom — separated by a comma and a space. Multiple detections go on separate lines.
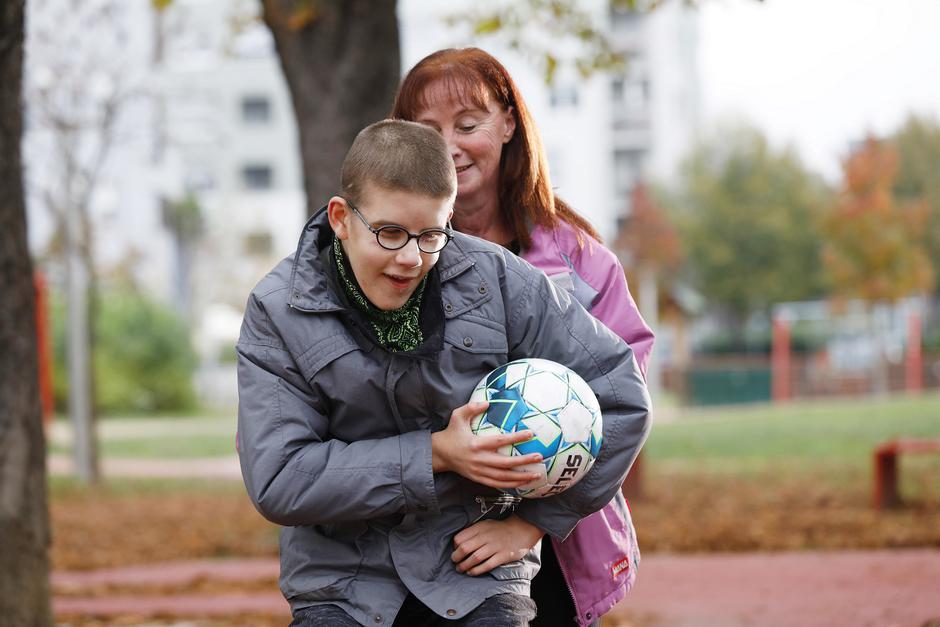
616, 182, 684, 273
821, 136, 933, 302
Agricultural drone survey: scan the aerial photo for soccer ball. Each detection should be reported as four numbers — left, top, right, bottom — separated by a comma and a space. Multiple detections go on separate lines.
468, 358, 603, 499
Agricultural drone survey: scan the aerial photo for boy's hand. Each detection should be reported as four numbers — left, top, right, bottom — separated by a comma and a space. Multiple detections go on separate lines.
451, 514, 544, 576
431, 401, 544, 489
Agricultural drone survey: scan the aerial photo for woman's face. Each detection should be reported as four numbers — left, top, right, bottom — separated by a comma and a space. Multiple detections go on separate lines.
413, 80, 516, 210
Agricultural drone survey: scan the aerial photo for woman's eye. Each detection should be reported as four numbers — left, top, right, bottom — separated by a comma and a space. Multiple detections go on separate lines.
458, 124, 477, 132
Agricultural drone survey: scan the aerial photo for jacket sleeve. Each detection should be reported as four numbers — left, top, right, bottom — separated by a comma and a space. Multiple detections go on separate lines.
503, 256, 652, 541
577, 242, 655, 379
236, 292, 438, 527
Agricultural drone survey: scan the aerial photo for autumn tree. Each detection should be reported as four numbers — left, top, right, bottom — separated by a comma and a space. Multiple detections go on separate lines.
670, 125, 829, 323
617, 182, 684, 279
0, 0, 53, 623
821, 136, 933, 302
891, 114, 940, 294
614, 181, 684, 405
615, 181, 684, 335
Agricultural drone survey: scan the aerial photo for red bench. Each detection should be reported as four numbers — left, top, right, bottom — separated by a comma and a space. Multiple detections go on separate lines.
872, 438, 940, 509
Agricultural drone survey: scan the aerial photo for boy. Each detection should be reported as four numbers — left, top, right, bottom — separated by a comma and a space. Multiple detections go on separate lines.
237, 120, 650, 626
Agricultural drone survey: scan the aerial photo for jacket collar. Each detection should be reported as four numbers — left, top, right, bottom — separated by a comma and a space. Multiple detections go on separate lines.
288, 206, 478, 313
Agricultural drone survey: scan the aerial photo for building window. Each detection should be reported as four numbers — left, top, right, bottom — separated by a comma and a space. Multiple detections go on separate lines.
612, 77, 649, 109
241, 95, 271, 123
610, 6, 642, 30
242, 164, 273, 190
549, 84, 579, 109
613, 149, 644, 197
611, 77, 625, 104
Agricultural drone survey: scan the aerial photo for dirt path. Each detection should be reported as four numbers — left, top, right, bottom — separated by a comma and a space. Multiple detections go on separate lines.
607, 548, 940, 627
52, 550, 940, 626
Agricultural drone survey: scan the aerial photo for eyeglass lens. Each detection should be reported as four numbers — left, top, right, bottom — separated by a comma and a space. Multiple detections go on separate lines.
377, 226, 449, 253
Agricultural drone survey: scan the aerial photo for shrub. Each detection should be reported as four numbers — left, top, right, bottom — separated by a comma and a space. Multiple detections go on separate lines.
52, 290, 197, 414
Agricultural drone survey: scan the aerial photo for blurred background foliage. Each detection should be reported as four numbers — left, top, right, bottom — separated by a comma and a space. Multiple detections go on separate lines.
646, 113, 940, 337
665, 123, 830, 323
52, 289, 197, 414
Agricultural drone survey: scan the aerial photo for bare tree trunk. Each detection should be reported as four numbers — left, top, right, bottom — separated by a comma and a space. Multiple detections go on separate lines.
261, 0, 400, 216
65, 205, 98, 482
0, 0, 53, 623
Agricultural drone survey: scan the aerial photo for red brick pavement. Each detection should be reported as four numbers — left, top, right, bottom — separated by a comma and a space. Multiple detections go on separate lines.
53, 550, 940, 626
53, 559, 288, 620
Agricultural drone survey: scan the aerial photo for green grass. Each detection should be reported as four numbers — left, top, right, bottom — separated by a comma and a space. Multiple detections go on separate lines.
48, 392, 940, 472
48, 475, 246, 496
644, 392, 940, 487
48, 414, 236, 459
50, 434, 236, 459
649, 392, 940, 460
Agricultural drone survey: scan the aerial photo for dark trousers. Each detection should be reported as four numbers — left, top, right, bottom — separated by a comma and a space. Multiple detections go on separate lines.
530, 539, 599, 627
291, 592, 537, 627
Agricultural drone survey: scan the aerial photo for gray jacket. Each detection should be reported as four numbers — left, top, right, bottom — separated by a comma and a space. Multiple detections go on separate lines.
236, 208, 651, 625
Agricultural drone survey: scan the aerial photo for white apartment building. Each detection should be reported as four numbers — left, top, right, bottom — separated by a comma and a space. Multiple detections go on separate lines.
400, 0, 700, 239
148, 1, 305, 403
26, 0, 699, 406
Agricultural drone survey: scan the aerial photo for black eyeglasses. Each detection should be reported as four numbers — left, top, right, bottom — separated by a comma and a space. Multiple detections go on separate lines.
344, 198, 453, 254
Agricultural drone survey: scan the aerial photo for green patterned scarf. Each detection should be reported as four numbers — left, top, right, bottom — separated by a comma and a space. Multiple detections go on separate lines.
333, 237, 426, 352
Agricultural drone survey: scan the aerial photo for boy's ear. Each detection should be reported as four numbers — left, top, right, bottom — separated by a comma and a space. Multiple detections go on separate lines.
327, 196, 350, 240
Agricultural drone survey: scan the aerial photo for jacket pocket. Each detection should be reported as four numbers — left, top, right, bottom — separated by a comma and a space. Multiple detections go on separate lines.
443, 315, 508, 355
279, 523, 367, 601
432, 316, 509, 412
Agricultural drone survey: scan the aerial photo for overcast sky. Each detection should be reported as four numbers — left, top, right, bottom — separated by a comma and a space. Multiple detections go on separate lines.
699, 0, 940, 181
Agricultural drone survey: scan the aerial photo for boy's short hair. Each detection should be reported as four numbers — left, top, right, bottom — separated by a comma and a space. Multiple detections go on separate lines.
341, 119, 457, 205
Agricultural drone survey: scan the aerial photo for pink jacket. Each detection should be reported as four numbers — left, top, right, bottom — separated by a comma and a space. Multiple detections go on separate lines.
523, 221, 654, 626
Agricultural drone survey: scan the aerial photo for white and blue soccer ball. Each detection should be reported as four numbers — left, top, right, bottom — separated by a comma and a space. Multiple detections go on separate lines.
468, 358, 603, 499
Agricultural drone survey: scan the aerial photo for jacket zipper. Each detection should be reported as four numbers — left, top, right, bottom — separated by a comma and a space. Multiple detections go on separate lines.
552, 537, 586, 625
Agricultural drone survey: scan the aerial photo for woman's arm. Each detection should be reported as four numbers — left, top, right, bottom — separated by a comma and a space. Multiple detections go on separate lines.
503, 256, 652, 540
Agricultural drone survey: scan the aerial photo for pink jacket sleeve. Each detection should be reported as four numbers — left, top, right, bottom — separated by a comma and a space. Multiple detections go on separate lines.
585, 247, 654, 379
524, 223, 654, 379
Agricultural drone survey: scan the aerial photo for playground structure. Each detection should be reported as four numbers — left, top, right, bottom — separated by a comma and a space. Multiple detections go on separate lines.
659, 297, 938, 406
771, 298, 930, 402
873, 438, 940, 510
35, 271, 54, 425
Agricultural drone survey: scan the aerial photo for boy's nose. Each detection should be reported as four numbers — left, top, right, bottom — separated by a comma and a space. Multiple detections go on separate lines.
395, 238, 423, 267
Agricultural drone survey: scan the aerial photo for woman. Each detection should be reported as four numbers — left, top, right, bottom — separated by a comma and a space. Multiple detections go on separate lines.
392, 48, 655, 627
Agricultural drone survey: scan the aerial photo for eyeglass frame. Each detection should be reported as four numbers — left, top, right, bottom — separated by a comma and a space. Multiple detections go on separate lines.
342, 197, 454, 254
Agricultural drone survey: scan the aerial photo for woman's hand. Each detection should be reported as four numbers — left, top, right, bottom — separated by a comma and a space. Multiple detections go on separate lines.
431, 401, 544, 489
452, 514, 545, 576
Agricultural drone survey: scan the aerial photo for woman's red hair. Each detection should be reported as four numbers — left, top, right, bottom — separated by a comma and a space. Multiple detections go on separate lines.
391, 47, 600, 249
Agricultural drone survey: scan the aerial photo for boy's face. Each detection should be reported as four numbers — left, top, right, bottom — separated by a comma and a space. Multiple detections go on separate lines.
328, 184, 453, 311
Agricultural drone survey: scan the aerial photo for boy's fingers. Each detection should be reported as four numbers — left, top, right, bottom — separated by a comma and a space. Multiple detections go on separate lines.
456, 545, 493, 573
496, 452, 543, 468
465, 401, 489, 415
506, 429, 535, 444
467, 555, 501, 576
476, 430, 533, 450
454, 401, 488, 422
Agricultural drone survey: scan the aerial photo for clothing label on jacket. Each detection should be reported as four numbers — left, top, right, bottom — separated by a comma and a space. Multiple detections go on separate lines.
611, 556, 631, 579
